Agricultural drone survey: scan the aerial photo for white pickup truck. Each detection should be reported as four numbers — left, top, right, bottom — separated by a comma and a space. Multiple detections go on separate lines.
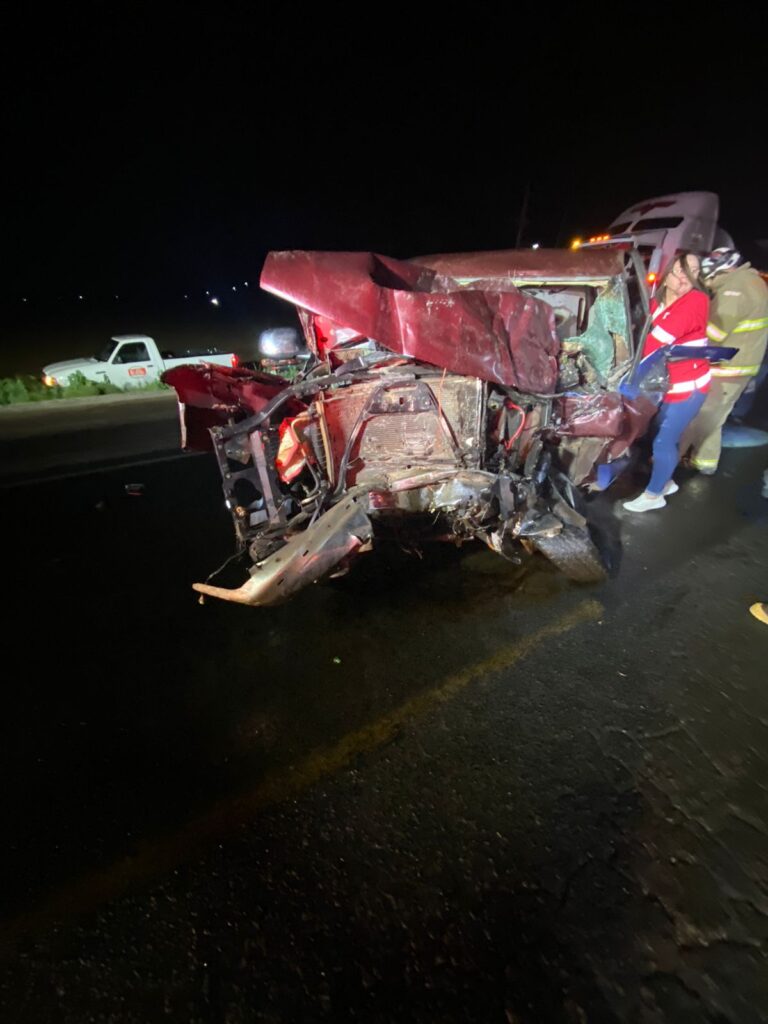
42, 334, 238, 389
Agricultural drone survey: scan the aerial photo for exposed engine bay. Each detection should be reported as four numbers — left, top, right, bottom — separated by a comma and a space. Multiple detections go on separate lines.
163, 248, 656, 606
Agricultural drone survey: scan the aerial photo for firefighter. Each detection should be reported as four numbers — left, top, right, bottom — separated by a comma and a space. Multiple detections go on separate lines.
684, 248, 768, 474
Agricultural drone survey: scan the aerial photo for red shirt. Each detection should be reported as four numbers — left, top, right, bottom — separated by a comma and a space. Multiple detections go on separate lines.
643, 290, 711, 402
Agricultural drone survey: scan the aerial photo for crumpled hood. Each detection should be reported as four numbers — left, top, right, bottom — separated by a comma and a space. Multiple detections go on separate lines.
260, 250, 560, 394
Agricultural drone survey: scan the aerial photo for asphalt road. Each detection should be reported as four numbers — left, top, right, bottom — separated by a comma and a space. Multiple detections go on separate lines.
0, 397, 767, 1022
0, 391, 181, 484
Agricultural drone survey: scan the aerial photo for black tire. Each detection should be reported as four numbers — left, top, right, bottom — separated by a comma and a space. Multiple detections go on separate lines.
532, 525, 607, 583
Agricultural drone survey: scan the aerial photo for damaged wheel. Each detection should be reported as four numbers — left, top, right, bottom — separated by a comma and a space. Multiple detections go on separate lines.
532, 525, 607, 583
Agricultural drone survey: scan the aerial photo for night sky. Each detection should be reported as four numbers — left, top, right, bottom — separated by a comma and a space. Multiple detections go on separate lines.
3, 10, 765, 304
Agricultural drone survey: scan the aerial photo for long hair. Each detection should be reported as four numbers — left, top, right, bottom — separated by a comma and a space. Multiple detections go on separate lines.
659, 251, 707, 305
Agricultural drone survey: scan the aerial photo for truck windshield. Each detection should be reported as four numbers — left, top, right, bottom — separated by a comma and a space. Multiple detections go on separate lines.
95, 339, 118, 362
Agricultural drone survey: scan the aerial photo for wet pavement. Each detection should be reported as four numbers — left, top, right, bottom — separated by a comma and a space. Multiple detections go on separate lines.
0, 431, 767, 1021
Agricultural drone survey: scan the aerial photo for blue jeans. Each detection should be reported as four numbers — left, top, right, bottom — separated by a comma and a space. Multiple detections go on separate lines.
648, 390, 708, 494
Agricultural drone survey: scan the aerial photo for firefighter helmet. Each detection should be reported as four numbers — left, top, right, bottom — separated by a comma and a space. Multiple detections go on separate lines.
701, 247, 742, 279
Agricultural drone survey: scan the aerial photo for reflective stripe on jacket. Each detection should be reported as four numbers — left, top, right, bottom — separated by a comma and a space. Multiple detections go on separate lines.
643, 289, 711, 403
706, 264, 768, 378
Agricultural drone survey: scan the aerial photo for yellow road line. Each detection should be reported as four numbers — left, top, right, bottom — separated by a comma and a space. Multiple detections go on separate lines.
0, 598, 602, 950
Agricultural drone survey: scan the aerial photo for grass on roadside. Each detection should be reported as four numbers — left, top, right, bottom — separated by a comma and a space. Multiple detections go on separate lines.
0, 372, 170, 406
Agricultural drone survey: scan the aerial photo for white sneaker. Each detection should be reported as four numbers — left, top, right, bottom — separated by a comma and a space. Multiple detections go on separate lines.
622, 491, 667, 512
662, 480, 679, 496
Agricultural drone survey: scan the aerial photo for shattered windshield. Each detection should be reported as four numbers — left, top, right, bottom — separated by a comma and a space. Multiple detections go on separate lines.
562, 280, 630, 381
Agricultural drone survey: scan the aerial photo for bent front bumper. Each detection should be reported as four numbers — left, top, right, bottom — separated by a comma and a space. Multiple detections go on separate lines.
193, 493, 373, 606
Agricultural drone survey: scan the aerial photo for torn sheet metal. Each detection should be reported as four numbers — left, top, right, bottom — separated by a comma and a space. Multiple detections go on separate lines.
558, 392, 655, 446
162, 364, 305, 452
260, 251, 560, 394
430, 472, 494, 511
193, 492, 373, 606
162, 244, 657, 606
556, 391, 656, 486
603, 394, 657, 460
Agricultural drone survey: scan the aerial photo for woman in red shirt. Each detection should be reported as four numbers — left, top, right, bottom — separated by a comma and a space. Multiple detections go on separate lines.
623, 252, 710, 512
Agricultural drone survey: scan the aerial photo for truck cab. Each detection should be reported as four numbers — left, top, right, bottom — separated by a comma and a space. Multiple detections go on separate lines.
43, 334, 162, 389
91, 335, 161, 388
607, 191, 734, 259
42, 335, 238, 389
576, 191, 735, 295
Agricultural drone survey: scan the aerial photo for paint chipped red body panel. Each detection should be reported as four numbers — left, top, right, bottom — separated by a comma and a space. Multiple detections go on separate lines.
557, 391, 656, 476
158, 246, 669, 604
260, 250, 560, 394
162, 364, 305, 451
559, 392, 655, 441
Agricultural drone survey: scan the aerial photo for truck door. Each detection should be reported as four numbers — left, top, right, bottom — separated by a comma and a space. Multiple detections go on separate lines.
107, 340, 156, 387
623, 248, 651, 356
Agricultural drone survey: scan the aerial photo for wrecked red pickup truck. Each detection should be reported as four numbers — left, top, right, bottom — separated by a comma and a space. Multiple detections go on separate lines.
163, 247, 657, 606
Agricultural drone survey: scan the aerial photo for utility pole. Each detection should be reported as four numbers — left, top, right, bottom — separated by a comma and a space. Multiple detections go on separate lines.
515, 181, 530, 248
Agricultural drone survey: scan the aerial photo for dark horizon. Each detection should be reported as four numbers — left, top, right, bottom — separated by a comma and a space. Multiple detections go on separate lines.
3, 13, 765, 305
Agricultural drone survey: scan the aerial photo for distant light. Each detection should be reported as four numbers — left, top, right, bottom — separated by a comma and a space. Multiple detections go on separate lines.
22, 297, 28, 303
570, 238, 582, 250
114, 294, 119, 299
532, 243, 540, 250
243, 281, 249, 287
205, 290, 210, 296
184, 294, 189, 299
78, 295, 84, 300
210, 297, 220, 307
231, 285, 237, 291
